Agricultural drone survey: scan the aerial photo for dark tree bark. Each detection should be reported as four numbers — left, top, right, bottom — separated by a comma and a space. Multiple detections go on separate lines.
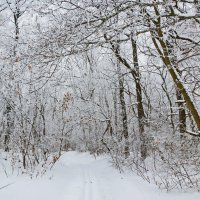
107, 37, 147, 159
131, 37, 147, 159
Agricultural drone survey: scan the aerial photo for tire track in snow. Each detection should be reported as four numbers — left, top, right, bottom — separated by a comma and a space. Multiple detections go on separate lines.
82, 166, 101, 200
63, 165, 85, 200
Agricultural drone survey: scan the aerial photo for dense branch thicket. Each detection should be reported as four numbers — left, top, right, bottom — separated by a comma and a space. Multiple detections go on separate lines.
0, 0, 200, 191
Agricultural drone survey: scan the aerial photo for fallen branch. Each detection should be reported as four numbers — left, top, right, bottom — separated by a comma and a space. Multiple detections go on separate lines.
186, 130, 200, 137
0, 183, 14, 190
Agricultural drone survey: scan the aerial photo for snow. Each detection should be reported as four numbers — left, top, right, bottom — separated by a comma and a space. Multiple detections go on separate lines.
1, 151, 200, 200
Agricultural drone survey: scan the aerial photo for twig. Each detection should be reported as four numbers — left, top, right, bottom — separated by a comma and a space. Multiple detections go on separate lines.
0, 183, 14, 190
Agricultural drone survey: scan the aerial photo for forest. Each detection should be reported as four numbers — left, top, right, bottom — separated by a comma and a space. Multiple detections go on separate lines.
0, 0, 200, 192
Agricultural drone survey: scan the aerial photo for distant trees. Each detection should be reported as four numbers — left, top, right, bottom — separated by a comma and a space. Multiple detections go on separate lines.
39, 0, 199, 133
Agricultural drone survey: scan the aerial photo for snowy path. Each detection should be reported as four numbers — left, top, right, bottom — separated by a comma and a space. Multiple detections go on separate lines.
1, 151, 200, 200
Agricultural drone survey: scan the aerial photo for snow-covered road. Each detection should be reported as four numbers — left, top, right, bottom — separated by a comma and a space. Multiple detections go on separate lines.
1, 151, 200, 200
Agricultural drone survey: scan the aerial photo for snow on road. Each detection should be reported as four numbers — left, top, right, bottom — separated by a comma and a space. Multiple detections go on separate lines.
1, 151, 200, 200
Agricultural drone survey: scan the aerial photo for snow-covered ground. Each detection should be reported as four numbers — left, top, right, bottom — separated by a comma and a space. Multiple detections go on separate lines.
0, 151, 200, 200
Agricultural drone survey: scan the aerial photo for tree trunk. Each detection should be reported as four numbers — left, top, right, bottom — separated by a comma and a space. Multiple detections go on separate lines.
109, 38, 147, 159
117, 60, 129, 157
131, 38, 147, 159
176, 89, 186, 133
